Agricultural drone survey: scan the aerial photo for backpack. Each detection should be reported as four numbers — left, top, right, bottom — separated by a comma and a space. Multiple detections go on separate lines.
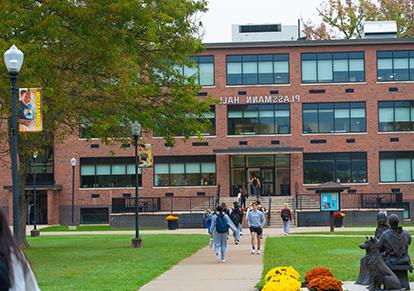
281, 209, 290, 222
230, 208, 241, 224
215, 214, 229, 233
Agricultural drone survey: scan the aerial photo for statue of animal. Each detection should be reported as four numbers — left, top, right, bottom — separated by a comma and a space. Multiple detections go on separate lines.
359, 236, 401, 291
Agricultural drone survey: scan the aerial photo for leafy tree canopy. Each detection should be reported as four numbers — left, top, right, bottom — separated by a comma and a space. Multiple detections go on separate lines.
0, 0, 211, 245
303, 0, 414, 39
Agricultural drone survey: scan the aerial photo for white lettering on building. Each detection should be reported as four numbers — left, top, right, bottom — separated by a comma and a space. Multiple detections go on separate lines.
220, 95, 300, 104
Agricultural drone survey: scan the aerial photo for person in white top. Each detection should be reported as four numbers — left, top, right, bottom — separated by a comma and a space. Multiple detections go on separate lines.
0, 209, 41, 291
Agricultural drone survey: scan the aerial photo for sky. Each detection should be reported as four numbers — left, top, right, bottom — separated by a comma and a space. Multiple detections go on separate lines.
200, 0, 323, 43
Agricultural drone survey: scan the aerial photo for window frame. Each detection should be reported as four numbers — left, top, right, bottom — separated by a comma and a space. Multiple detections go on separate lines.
378, 100, 414, 132
227, 104, 291, 135
226, 53, 290, 85
302, 102, 366, 134
379, 151, 414, 183
181, 55, 215, 86
301, 52, 365, 84
377, 50, 414, 82
153, 156, 216, 187
303, 152, 368, 184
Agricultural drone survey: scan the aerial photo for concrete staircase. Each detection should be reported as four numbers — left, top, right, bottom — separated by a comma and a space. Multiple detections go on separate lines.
219, 196, 296, 228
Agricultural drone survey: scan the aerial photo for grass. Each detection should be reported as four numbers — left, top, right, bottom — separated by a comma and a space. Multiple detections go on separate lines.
39, 225, 165, 232
26, 234, 207, 291
292, 230, 414, 235
259, 236, 414, 289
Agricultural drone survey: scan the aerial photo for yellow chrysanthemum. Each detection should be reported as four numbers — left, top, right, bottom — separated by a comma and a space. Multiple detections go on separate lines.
265, 266, 301, 282
262, 275, 301, 291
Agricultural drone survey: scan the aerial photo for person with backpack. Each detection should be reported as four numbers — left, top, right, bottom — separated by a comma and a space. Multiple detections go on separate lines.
249, 174, 261, 200
209, 205, 238, 263
247, 202, 266, 255
230, 201, 243, 244
280, 203, 292, 236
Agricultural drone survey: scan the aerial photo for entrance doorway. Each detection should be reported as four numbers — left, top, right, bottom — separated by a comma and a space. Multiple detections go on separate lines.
26, 190, 48, 225
230, 155, 290, 197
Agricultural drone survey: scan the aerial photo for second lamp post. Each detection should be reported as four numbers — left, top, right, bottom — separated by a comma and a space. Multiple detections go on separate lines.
131, 121, 142, 248
30, 151, 40, 237
70, 157, 77, 230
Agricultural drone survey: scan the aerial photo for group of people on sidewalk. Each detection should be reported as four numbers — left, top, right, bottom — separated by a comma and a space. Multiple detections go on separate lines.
204, 201, 292, 263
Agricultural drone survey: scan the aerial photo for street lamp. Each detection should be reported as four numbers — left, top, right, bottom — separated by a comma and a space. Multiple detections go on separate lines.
4, 45, 24, 241
131, 121, 142, 248
30, 151, 40, 237
70, 157, 77, 230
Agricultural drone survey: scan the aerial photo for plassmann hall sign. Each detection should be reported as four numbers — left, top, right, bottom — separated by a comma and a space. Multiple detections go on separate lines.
220, 95, 301, 104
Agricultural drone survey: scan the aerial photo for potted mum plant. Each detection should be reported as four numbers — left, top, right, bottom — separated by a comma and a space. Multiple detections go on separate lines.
166, 215, 179, 230
333, 212, 346, 227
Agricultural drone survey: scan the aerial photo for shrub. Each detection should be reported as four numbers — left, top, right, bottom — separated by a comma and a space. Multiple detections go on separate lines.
307, 275, 343, 291
304, 267, 334, 283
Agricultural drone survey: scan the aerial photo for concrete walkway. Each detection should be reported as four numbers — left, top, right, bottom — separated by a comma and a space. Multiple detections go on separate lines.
139, 233, 262, 291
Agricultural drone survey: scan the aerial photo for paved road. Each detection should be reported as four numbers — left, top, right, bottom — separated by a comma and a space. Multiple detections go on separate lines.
139, 233, 262, 291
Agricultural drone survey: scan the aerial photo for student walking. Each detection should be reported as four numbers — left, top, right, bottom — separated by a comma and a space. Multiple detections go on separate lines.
281, 203, 292, 236
246, 202, 266, 255
209, 206, 238, 263
0, 209, 40, 291
230, 201, 243, 244
239, 185, 248, 209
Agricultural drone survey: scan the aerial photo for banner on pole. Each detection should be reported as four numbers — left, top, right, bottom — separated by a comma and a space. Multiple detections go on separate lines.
139, 144, 152, 167
18, 88, 43, 132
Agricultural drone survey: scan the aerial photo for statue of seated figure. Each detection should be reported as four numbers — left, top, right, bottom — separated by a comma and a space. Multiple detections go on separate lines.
379, 214, 412, 290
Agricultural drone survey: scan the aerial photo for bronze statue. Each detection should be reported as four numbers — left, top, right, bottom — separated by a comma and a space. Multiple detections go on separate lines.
360, 236, 401, 291
379, 214, 413, 290
356, 212, 390, 285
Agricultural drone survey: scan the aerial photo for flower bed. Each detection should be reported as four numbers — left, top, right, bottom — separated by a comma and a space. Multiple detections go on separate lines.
261, 266, 343, 291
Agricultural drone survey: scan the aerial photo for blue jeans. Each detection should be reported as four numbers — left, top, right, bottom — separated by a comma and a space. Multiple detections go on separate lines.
213, 232, 228, 260
283, 220, 291, 234
233, 224, 241, 241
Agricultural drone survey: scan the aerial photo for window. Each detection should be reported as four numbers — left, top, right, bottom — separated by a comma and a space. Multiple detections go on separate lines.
377, 51, 414, 81
304, 152, 367, 184
378, 101, 414, 132
178, 55, 214, 86
26, 147, 54, 186
228, 104, 290, 135
153, 106, 216, 137
303, 102, 366, 133
226, 54, 289, 85
380, 152, 414, 182
154, 156, 216, 187
80, 157, 141, 188
301, 52, 365, 83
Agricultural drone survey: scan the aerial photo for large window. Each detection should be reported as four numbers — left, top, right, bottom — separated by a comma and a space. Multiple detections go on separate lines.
301, 52, 365, 83
153, 106, 216, 137
304, 152, 367, 184
380, 152, 414, 182
378, 101, 414, 132
80, 157, 141, 188
226, 54, 289, 85
228, 104, 290, 135
303, 102, 366, 133
177, 55, 214, 86
377, 51, 414, 82
26, 147, 54, 186
154, 156, 216, 187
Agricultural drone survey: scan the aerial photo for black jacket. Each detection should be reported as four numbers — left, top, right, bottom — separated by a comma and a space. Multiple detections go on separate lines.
0, 253, 10, 291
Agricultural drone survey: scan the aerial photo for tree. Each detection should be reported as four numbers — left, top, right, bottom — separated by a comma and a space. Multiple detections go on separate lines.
0, 0, 212, 246
303, 0, 414, 39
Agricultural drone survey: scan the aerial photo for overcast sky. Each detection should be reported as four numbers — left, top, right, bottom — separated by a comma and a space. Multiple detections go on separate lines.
200, 0, 323, 43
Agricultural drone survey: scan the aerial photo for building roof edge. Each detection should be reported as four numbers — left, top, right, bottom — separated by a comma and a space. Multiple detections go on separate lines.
203, 38, 414, 49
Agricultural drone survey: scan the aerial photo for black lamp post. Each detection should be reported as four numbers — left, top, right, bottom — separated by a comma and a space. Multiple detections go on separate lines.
70, 157, 77, 230
3, 45, 24, 241
131, 121, 142, 248
30, 151, 40, 237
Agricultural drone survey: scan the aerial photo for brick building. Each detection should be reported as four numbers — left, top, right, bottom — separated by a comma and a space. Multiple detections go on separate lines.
2, 36, 414, 225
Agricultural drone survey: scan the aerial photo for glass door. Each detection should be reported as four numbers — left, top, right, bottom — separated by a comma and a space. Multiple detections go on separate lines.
261, 168, 274, 196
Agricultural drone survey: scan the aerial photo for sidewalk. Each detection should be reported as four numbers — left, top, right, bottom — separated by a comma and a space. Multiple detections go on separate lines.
139, 233, 262, 291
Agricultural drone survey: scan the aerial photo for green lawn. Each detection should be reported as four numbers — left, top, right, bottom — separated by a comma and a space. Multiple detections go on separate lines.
26, 234, 207, 291
40, 225, 165, 232
259, 236, 414, 289
292, 230, 414, 235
